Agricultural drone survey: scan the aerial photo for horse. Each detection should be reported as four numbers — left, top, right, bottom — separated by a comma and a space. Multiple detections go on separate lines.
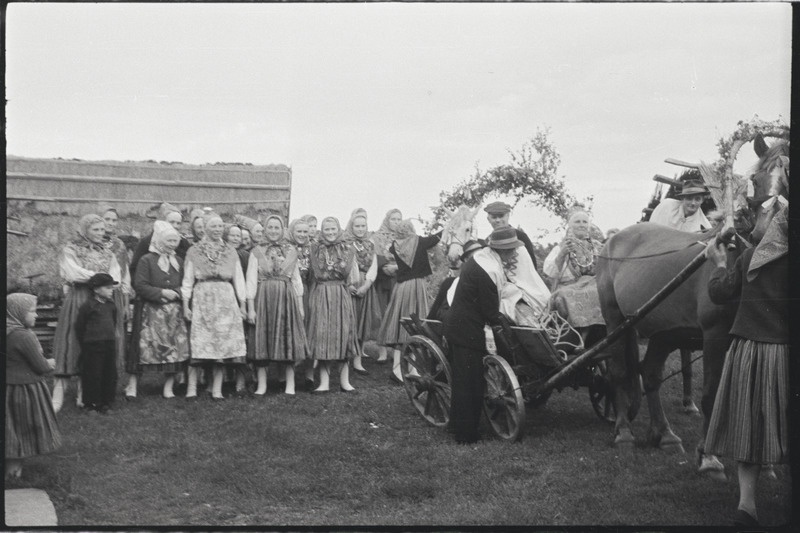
595, 135, 788, 478
440, 205, 481, 262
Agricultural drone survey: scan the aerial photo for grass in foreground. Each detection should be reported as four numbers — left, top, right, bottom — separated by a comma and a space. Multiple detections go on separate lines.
6, 348, 791, 526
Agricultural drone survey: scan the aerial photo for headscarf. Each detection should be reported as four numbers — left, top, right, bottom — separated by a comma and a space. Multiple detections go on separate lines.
748, 202, 788, 281
189, 208, 206, 242
75, 213, 107, 251
159, 202, 181, 220
286, 218, 310, 246
343, 208, 370, 242
222, 223, 237, 243
7, 293, 37, 335
318, 216, 345, 246
393, 219, 419, 267
234, 214, 259, 233
148, 220, 181, 273
371, 208, 402, 259
262, 214, 286, 244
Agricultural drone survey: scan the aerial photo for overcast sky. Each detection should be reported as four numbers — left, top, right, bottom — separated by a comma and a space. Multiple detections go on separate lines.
6, 3, 792, 242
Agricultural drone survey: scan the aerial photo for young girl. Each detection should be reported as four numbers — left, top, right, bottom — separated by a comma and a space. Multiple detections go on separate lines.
6, 293, 63, 479
343, 208, 380, 374
306, 217, 360, 392
703, 205, 789, 527
246, 215, 309, 395
376, 219, 442, 383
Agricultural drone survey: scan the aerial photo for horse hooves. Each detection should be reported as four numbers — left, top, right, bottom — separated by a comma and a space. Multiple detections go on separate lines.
614, 430, 635, 449
701, 468, 728, 482
698, 455, 727, 482
659, 441, 685, 454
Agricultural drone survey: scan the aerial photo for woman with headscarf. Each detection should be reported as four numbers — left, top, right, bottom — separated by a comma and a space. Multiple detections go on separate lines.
223, 223, 249, 273
376, 219, 443, 383
306, 216, 360, 393
369, 208, 403, 363
286, 218, 316, 388
125, 221, 190, 399
99, 205, 134, 381
702, 204, 788, 527
245, 215, 309, 395
6, 293, 63, 479
130, 202, 191, 279
343, 208, 380, 374
235, 215, 264, 250
543, 205, 606, 336
181, 212, 248, 400
51, 214, 123, 413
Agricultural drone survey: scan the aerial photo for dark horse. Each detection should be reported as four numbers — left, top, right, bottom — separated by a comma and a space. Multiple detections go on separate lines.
596, 135, 788, 477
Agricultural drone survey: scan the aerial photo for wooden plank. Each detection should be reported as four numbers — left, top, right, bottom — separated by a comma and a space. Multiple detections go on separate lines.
8, 194, 287, 205
8, 172, 291, 190
664, 158, 699, 169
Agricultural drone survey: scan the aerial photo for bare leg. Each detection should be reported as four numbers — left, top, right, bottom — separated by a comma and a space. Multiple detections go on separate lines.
186, 366, 198, 398
314, 362, 330, 392
162, 374, 175, 399
211, 366, 224, 399
340, 363, 354, 391
284, 365, 296, 395
255, 367, 268, 396
52, 377, 66, 413
737, 462, 761, 521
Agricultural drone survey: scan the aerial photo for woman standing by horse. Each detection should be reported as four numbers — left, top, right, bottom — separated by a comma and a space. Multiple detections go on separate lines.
51, 214, 124, 413
246, 215, 309, 396
703, 203, 788, 527
343, 208, 381, 375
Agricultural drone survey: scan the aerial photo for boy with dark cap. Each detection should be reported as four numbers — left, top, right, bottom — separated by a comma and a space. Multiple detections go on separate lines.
483, 201, 538, 269
75, 273, 120, 413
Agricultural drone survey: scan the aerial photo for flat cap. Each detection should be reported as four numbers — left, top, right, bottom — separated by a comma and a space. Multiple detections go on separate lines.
484, 201, 512, 215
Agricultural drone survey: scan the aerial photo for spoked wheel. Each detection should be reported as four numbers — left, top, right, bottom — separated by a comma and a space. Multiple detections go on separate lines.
483, 354, 526, 442
589, 360, 616, 423
400, 335, 452, 427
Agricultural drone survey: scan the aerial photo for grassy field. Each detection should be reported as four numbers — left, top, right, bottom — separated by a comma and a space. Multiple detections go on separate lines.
6, 345, 792, 527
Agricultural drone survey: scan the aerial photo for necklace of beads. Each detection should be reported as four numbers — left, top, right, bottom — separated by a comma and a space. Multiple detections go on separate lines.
569, 239, 595, 269
352, 240, 364, 252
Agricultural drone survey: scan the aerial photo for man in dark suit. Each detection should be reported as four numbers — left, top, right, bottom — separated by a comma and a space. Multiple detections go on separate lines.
484, 201, 538, 269
444, 226, 523, 444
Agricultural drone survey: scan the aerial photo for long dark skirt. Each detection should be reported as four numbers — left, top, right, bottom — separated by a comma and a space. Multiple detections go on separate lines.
705, 337, 789, 464
306, 281, 358, 361
6, 382, 63, 459
377, 278, 428, 348
250, 277, 309, 365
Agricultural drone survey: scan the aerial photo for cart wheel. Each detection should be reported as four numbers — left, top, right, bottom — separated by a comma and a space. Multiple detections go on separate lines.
483, 354, 526, 442
400, 335, 452, 427
589, 360, 616, 423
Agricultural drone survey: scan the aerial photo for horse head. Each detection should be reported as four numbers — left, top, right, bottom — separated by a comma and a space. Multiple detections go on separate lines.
441, 205, 480, 262
742, 136, 789, 244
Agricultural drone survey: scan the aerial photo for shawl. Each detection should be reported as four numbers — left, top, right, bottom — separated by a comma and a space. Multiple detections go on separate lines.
67, 214, 113, 272
7, 293, 37, 335
393, 219, 419, 267
371, 208, 402, 260
148, 220, 182, 273
286, 218, 310, 246
263, 214, 286, 243
343, 209, 376, 271
318, 216, 346, 246
748, 201, 788, 281
474, 247, 550, 322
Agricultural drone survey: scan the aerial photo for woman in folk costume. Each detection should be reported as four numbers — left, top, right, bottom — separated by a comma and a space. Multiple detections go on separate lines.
130, 202, 191, 279
377, 219, 442, 383
543, 205, 606, 338
306, 217, 361, 393
126, 221, 190, 399
6, 293, 63, 479
246, 215, 309, 395
343, 208, 381, 374
181, 212, 248, 400
100, 205, 133, 378
51, 214, 124, 413
702, 203, 788, 527
286, 218, 316, 388
474, 226, 551, 327
369, 208, 403, 363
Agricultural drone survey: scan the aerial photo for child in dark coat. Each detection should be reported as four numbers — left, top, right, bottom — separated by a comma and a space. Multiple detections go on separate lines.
75, 273, 119, 413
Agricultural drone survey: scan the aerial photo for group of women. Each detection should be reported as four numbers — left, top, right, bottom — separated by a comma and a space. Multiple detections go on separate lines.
48, 203, 443, 405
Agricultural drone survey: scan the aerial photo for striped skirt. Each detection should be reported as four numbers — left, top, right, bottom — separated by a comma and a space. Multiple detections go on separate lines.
377, 278, 428, 348
353, 271, 383, 344
306, 281, 358, 361
250, 277, 309, 364
5, 382, 63, 459
705, 337, 789, 464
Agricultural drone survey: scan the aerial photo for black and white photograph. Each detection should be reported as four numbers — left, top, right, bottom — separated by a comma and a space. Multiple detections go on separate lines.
4, 2, 793, 528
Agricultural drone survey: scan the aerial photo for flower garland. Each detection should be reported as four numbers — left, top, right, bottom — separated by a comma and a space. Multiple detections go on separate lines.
713, 116, 789, 176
